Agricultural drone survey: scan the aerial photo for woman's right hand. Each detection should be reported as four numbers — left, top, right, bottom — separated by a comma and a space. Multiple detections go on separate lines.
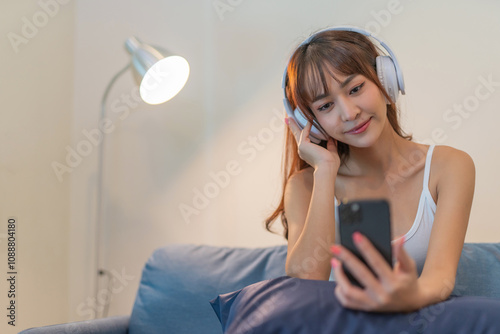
286, 117, 341, 171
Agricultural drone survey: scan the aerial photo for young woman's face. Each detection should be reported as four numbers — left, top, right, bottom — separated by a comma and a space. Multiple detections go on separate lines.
308, 72, 388, 148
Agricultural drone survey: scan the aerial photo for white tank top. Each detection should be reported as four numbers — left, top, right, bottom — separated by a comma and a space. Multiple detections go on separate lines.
331, 145, 436, 280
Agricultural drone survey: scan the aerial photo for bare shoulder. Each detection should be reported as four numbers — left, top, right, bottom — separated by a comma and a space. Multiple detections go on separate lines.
284, 167, 314, 226
433, 145, 475, 173
432, 145, 476, 192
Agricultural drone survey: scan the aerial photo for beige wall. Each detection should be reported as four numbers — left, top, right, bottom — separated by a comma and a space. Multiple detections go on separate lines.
0, 1, 75, 332
70, 0, 500, 320
2, 0, 500, 330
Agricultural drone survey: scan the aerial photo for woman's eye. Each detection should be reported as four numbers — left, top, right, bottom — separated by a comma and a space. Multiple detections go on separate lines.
350, 82, 365, 94
318, 102, 333, 112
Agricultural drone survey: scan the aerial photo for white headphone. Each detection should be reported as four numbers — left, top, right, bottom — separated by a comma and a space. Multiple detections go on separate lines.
282, 26, 405, 143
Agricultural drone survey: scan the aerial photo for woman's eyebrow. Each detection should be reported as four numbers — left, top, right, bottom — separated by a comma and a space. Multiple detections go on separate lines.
339, 74, 358, 88
312, 74, 359, 103
312, 93, 330, 103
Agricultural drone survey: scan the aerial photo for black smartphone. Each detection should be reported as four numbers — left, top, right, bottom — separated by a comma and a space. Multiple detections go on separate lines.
337, 199, 393, 288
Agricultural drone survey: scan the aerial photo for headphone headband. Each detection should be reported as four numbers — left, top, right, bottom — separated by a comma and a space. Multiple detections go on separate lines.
282, 26, 405, 94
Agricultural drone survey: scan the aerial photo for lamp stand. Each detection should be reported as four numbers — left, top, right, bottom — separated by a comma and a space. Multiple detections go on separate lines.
94, 63, 131, 318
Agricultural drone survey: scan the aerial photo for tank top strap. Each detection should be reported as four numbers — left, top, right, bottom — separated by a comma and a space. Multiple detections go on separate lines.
422, 145, 436, 189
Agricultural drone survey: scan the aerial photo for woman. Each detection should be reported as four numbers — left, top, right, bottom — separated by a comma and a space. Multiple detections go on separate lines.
265, 27, 475, 312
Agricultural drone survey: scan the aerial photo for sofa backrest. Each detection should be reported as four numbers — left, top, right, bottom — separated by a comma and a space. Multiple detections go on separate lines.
129, 243, 287, 334
129, 242, 500, 334
453, 243, 500, 298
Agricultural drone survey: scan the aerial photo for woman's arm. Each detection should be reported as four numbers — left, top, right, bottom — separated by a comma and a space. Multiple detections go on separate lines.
330, 146, 476, 312
284, 118, 340, 280
285, 164, 337, 280
415, 146, 476, 306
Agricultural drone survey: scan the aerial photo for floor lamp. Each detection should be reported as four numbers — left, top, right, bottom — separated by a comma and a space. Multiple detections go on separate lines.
95, 36, 189, 318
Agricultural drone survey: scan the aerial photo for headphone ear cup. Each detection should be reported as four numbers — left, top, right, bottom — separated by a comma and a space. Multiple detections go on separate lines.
292, 107, 328, 143
376, 56, 399, 104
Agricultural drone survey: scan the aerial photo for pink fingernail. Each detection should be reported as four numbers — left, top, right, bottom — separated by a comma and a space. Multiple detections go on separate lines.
284, 118, 289, 125
353, 232, 363, 244
331, 258, 339, 269
331, 245, 341, 255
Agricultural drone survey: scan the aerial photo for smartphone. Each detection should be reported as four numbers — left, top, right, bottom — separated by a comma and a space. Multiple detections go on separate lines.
337, 199, 393, 287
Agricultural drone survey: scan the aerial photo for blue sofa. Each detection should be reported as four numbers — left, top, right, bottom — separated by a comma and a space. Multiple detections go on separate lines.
20, 243, 500, 333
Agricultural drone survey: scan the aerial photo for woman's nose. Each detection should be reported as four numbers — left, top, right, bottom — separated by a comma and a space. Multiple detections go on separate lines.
338, 98, 360, 122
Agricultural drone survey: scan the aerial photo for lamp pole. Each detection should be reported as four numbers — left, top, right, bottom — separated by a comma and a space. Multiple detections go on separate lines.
94, 62, 131, 318
92, 36, 189, 318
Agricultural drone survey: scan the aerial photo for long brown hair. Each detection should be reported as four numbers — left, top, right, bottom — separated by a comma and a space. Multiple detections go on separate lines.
265, 29, 412, 240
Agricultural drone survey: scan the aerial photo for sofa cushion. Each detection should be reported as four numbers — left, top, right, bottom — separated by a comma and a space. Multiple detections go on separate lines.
211, 276, 500, 334
208, 243, 500, 333
129, 242, 500, 334
128, 243, 287, 334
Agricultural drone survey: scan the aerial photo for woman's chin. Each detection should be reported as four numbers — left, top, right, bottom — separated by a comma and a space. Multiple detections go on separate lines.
343, 135, 377, 149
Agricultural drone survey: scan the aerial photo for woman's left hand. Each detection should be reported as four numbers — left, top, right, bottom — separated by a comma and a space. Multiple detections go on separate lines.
331, 232, 425, 313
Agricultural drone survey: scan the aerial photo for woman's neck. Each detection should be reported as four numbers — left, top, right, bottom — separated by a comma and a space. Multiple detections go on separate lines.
339, 123, 416, 179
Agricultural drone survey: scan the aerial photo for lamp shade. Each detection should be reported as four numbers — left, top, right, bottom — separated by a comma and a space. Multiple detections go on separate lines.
125, 36, 190, 105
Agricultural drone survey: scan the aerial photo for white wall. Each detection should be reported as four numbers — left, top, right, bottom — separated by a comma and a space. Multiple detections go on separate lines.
3, 0, 500, 329
0, 1, 75, 333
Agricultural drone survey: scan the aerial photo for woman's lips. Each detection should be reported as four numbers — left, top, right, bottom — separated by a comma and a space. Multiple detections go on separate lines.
345, 118, 371, 134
